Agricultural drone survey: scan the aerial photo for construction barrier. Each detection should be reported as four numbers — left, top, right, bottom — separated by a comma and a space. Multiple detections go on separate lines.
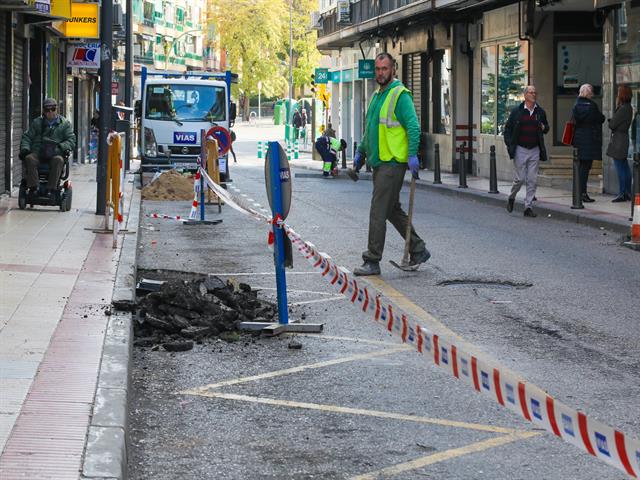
293, 139, 299, 160
198, 167, 640, 479
105, 132, 125, 248
624, 194, 640, 250
258, 141, 263, 160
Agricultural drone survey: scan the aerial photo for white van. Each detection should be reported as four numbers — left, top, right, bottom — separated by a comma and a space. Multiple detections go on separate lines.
138, 68, 237, 179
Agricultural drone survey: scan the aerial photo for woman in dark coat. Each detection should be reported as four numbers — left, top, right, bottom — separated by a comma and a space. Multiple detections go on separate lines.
572, 83, 605, 202
606, 85, 633, 202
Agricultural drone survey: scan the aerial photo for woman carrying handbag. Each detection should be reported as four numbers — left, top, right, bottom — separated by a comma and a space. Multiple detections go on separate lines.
606, 85, 633, 202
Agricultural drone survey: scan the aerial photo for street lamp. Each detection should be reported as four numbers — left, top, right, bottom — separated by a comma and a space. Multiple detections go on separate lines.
163, 29, 200, 70
289, 0, 293, 100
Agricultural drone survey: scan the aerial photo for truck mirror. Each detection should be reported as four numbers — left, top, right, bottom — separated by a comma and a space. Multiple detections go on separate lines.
134, 100, 142, 118
230, 102, 237, 122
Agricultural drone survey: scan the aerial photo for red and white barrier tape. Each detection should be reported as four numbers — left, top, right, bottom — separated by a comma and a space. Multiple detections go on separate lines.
145, 213, 186, 222
197, 168, 640, 478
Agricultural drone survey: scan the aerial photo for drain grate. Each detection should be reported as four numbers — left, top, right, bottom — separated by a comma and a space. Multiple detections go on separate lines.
437, 278, 533, 290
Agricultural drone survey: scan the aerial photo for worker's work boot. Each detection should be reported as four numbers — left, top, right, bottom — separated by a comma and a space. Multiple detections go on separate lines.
353, 261, 381, 276
409, 249, 431, 267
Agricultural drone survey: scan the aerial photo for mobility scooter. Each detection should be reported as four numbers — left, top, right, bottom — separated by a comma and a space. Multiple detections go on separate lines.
18, 151, 72, 212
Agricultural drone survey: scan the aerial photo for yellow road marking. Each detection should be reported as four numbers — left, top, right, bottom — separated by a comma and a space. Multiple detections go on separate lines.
185, 391, 523, 435
181, 347, 409, 394
365, 276, 519, 368
350, 431, 541, 479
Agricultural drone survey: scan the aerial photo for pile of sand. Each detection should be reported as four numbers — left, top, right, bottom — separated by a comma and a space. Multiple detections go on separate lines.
142, 169, 195, 201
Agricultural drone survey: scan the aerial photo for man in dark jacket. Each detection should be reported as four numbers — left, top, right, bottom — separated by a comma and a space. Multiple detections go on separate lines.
20, 98, 76, 195
503, 85, 549, 217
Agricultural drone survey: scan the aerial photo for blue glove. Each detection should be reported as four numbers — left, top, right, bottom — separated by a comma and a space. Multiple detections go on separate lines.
353, 151, 364, 171
408, 155, 420, 178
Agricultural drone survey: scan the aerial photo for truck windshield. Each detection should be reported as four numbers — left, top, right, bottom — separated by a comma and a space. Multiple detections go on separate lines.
145, 84, 226, 122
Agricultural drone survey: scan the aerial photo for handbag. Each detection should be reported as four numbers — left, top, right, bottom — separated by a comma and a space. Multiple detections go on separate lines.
561, 119, 575, 146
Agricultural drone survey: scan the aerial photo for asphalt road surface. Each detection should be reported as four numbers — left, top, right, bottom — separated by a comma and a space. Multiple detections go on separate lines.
129, 121, 640, 479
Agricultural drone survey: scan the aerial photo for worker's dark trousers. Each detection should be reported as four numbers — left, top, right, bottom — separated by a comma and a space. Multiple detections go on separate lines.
362, 163, 425, 263
25, 153, 63, 189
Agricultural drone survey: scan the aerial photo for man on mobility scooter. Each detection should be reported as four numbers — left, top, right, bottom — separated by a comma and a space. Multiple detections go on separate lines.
18, 97, 76, 211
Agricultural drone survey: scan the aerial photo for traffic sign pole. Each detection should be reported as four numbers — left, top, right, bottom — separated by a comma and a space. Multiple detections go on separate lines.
269, 141, 289, 326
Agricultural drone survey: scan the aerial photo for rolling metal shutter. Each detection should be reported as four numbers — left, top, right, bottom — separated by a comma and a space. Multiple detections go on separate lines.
0, 14, 8, 193
12, 36, 25, 188
404, 52, 424, 130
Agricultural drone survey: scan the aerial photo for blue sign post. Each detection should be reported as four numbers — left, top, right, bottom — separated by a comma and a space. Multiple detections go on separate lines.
238, 141, 323, 335
268, 141, 289, 326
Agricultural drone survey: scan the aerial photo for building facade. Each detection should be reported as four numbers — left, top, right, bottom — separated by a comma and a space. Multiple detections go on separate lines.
316, 0, 639, 194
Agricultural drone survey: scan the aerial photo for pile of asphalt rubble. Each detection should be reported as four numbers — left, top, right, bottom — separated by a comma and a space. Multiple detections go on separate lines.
134, 276, 277, 352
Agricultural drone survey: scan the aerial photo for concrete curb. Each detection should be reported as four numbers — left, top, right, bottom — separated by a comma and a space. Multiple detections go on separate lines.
82, 173, 141, 480
290, 159, 631, 236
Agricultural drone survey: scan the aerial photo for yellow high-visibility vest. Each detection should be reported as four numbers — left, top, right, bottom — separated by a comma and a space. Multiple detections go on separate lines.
378, 85, 410, 163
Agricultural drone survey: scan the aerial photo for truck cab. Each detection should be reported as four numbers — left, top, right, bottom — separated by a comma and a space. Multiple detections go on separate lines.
139, 68, 237, 179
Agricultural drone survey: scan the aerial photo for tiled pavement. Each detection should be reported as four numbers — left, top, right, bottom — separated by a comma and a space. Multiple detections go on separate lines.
0, 162, 138, 479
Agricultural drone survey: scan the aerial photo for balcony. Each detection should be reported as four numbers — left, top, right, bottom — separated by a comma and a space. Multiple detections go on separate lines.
316, 0, 504, 48
134, 53, 154, 65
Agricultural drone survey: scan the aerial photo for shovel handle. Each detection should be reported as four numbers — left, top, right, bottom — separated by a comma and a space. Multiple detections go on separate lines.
401, 177, 416, 265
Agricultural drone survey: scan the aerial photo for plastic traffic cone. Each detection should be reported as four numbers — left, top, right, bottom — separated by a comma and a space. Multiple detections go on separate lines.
624, 193, 640, 250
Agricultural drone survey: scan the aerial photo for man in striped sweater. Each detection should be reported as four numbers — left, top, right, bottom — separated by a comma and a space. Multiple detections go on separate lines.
503, 85, 549, 218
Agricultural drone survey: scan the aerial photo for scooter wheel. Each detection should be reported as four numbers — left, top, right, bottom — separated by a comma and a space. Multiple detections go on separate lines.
18, 183, 27, 210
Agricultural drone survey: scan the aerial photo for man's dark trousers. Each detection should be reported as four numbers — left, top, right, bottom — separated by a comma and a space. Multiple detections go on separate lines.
363, 163, 425, 263
25, 153, 64, 189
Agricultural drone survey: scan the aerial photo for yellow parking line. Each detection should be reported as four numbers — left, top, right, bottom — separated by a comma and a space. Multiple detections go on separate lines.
186, 391, 523, 435
181, 347, 409, 395
365, 277, 507, 362
350, 431, 541, 480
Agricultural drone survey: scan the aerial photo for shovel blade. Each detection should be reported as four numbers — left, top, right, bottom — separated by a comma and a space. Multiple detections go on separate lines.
389, 259, 420, 272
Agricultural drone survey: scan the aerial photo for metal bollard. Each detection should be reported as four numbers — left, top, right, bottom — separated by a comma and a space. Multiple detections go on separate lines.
488, 145, 499, 194
632, 152, 640, 219
571, 147, 584, 209
433, 143, 442, 184
420, 132, 428, 169
350, 142, 358, 169
458, 141, 468, 188
342, 145, 347, 169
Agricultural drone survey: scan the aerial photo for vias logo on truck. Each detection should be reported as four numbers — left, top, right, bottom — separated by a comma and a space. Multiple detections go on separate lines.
173, 132, 197, 144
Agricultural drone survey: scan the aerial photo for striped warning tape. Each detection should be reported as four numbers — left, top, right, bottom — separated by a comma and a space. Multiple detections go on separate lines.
197, 168, 640, 478
145, 213, 186, 222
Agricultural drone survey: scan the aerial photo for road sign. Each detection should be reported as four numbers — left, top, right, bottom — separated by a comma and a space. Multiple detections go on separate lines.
315, 68, 329, 84
264, 142, 292, 220
358, 59, 375, 79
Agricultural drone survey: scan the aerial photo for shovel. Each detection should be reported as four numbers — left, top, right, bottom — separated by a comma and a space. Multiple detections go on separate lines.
389, 173, 420, 272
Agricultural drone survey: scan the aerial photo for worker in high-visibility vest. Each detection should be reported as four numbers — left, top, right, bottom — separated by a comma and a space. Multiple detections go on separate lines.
352, 52, 430, 276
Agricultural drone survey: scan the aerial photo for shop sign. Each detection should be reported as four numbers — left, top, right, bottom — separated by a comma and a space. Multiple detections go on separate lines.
50, 0, 71, 18
358, 59, 374, 79
33, 0, 51, 14
330, 70, 341, 83
59, 2, 100, 39
314, 68, 329, 84
337, 0, 350, 24
67, 42, 100, 68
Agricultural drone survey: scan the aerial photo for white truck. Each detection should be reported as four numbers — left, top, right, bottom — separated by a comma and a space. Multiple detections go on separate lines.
137, 67, 237, 179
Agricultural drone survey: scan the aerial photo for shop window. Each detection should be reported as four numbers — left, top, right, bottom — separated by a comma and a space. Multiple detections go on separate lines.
432, 49, 451, 135
479, 41, 528, 135
480, 45, 496, 134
